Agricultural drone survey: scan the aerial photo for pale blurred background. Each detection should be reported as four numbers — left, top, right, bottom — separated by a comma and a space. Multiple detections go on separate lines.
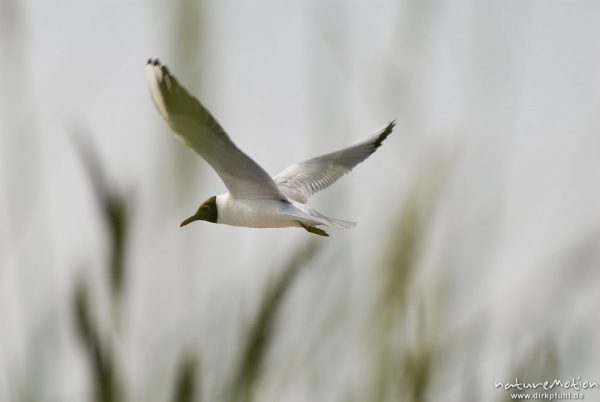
1, 0, 600, 401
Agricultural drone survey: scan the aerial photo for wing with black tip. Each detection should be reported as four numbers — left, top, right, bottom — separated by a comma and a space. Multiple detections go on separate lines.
273, 121, 395, 203
147, 58, 285, 200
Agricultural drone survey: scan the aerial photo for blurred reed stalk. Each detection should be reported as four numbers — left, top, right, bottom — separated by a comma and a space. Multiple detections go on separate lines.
172, 357, 199, 402
73, 279, 122, 402
229, 241, 321, 402
72, 134, 129, 308
165, 0, 208, 203
72, 133, 130, 402
371, 149, 449, 402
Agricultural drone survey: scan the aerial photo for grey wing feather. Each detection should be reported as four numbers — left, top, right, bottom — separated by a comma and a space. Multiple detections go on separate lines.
147, 58, 284, 200
274, 121, 395, 203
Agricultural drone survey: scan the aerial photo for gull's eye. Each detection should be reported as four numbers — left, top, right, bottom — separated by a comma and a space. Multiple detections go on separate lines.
202, 205, 209, 210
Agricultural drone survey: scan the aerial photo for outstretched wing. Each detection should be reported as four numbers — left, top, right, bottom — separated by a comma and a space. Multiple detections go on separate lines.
147, 58, 285, 200
274, 121, 395, 203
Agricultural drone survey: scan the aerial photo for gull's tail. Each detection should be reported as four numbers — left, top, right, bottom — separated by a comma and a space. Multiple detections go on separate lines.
283, 201, 357, 230
305, 208, 357, 229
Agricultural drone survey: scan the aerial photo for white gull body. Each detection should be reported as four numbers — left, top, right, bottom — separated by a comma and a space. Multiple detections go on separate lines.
146, 58, 395, 236
216, 195, 311, 228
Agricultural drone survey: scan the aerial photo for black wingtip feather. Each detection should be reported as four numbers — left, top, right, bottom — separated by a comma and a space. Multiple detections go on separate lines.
373, 120, 396, 149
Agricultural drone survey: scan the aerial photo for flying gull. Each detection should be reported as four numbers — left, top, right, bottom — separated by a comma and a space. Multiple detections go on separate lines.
147, 58, 395, 236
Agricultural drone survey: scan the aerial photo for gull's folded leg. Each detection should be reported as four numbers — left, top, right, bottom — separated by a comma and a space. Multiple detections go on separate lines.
298, 221, 329, 237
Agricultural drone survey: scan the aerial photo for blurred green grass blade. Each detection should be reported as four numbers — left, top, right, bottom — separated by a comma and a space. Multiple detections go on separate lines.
172, 357, 199, 402
229, 241, 321, 402
72, 279, 121, 402
72, 133, 129, 305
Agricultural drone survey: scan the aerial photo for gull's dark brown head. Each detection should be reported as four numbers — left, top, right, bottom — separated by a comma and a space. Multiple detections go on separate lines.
180, 196, 218, 227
